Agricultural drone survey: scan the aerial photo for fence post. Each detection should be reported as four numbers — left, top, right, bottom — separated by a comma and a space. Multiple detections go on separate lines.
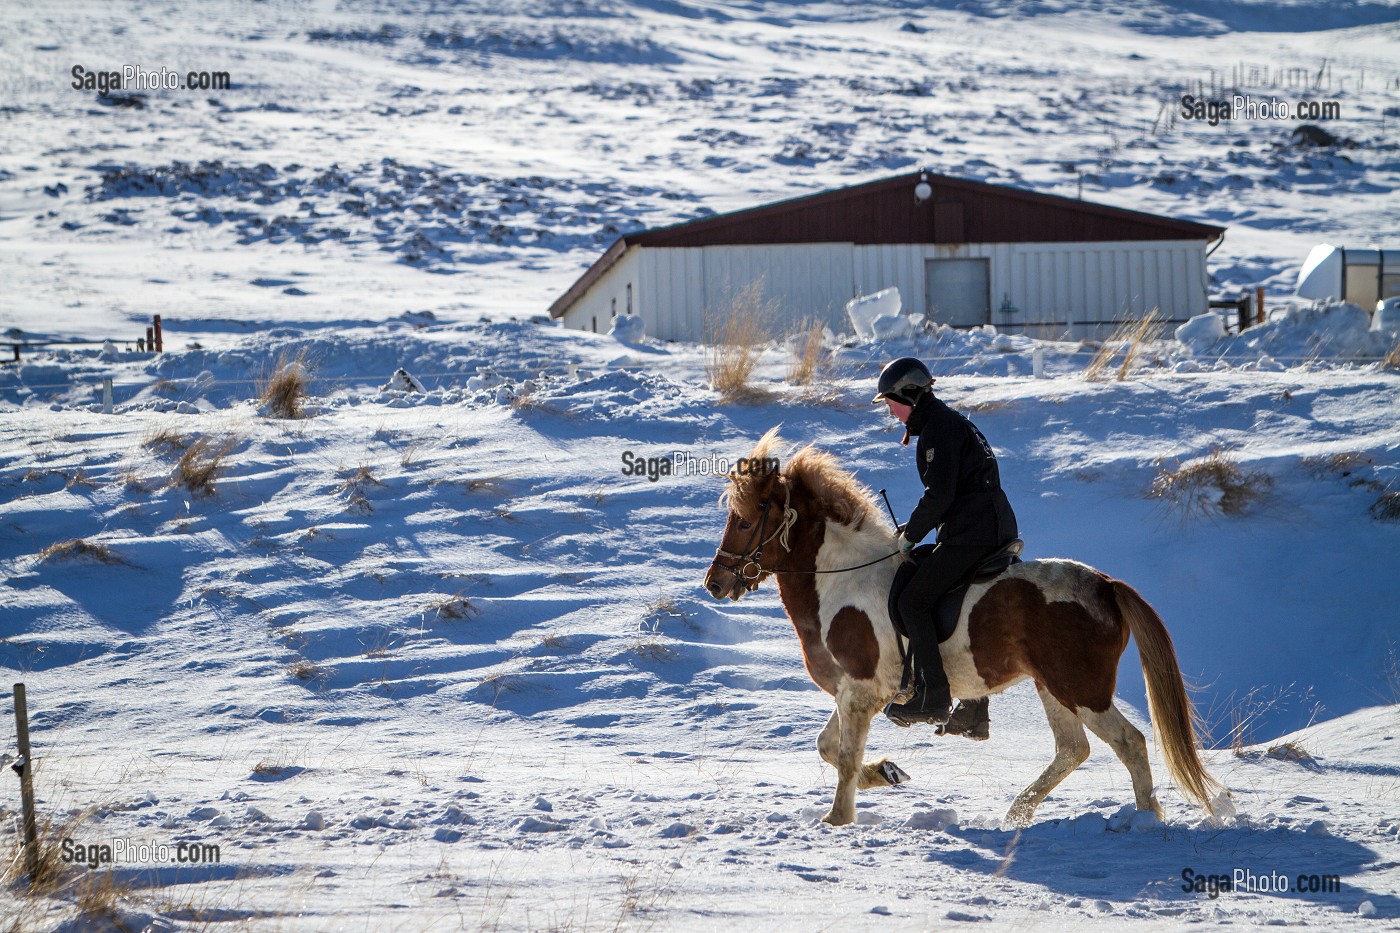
1032, 345, 1045, 378
1255, 287, 1265, 326
13, 683, 40, 882
102, 377, 113, 414
153, 315, 163, 353
146, 326, 155, 353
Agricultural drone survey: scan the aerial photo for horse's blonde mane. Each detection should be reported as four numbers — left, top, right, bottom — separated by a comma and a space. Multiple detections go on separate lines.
724, 427, 882, 529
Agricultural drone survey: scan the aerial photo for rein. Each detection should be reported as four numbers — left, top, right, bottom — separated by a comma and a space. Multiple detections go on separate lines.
712, 481, 902, 580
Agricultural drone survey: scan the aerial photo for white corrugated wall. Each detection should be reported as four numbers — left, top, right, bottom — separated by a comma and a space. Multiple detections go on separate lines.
563, 239, 1209, 341
562, 250, 641, 334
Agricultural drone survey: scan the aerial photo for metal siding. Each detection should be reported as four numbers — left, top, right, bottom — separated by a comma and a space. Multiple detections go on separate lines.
1172, 247, 1189, 318
1065, 250, 1082, 335
1157, 249, 1174, 317
576, 239, 1207, 342
563, 250, 641, 335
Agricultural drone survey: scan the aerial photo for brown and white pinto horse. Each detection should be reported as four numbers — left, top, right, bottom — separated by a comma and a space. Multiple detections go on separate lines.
703, 429, 1222, 827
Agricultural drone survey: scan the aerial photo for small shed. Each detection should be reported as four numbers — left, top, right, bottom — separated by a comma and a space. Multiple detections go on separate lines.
1295, 244, 1400, 311
549, 171, 1225, 341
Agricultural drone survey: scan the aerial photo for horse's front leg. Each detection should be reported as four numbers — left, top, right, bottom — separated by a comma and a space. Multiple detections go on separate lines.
821, 685, 882, 826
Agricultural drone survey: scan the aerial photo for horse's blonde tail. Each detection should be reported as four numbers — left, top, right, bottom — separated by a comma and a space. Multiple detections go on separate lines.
1113, 579, 1221, 814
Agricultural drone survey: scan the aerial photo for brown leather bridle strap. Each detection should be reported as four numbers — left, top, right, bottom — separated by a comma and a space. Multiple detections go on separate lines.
712, 481, 901, 578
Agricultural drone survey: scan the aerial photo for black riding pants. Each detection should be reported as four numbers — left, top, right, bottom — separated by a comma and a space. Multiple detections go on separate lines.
895, 543, 989, 676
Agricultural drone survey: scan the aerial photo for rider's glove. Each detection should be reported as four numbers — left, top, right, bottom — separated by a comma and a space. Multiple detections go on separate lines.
898, 532, 915, 554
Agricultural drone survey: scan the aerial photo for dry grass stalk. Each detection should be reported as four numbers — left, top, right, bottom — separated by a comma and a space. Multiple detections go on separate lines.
705, 280, 776, 403
1148, 449, 1273, 520
259, 349, 312, 419
1083, 308, 1165, 381
287, 658, 327, 682
630, 637, 678, 662
432, 594, 479, 620
1300, 451, 1373, 478
0, 807, 101, 897
174, 435, 235, 497
142, 424, 188, 454
1383, 338, 1400, 370
73, 868, 135, 923
339, 464, 383, 514
38, 538, 122, 564
785, 317, 828, 386
1370, 490, 1400, 523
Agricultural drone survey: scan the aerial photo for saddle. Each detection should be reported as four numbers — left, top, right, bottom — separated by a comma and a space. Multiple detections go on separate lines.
888, 539, 1024, 644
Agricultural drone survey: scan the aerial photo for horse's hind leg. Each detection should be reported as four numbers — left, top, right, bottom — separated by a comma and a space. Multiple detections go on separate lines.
1005, 685, 1090, 827
1081, 704, 1163, 818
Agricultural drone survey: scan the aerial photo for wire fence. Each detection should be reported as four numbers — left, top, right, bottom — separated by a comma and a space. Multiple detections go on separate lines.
2, 348, 1396, 396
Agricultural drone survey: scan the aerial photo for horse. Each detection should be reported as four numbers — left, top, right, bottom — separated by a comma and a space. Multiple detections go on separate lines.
702, 428, 1222, 827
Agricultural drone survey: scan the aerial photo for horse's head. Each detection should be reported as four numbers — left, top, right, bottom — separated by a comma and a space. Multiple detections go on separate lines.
704, 429, 791, 602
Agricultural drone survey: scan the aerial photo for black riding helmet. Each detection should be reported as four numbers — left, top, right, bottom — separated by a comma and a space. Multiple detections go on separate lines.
872, 357, 934, 406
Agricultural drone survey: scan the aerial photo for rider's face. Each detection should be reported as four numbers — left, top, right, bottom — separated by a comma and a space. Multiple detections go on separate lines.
885, 397, 912, 424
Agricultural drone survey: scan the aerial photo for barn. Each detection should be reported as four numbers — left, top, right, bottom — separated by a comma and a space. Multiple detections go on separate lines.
549, 171, 1225, 342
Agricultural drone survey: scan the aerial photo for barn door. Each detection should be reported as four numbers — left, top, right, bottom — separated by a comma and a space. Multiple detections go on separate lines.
925, 258, 990, 327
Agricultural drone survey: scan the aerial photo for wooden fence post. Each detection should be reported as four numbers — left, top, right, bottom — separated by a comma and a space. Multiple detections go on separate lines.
146, 326, 155, 353
153, 315, 163, 353
1256, 287, 1265, 326
102, 377, 113, 414
13, 683, 40, 882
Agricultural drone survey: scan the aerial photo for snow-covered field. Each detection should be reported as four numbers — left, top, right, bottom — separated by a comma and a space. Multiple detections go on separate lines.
2, 1, 1398, 930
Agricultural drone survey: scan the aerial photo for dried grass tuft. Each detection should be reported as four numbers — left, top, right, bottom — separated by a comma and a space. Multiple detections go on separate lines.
705, 281, 775, 404
1300, 451, 1373, 478
339, 464, 384, 514
39, 538, 122, 564
259, 349, 312, 419
1369, 490, 1400, 523
1383, 338, 1400, 370
142, 424, 188, 454
288, 658, 328, 682
785, 317, 828, 386
1083, 308, 1165, 381
174, 435, 236, 497
1148, 449, 1273, 521
431, 594, 480, 620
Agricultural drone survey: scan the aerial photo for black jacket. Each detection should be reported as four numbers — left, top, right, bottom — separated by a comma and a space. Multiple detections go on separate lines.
903, 394, 1018, 547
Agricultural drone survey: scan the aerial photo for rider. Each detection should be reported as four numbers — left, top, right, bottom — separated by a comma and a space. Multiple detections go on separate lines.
872, 357, 1018, 738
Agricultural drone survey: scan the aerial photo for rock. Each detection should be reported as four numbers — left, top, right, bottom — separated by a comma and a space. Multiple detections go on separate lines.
303, 810, 326, 831
382, 368, 425, 393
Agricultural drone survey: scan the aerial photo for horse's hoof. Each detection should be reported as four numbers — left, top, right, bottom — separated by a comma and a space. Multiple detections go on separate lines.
821, 810, 854, 826
880, 761, 911, 786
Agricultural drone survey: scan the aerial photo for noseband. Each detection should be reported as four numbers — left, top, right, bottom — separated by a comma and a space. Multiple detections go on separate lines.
712, 481, 798, 582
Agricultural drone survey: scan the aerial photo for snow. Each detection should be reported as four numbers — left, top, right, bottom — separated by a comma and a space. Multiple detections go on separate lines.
2, 0, 1399, 929
846, 287, 904, 342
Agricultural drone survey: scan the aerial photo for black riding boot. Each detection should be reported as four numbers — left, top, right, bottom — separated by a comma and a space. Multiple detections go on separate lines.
937, 697, 991, 740
884, 637, 952, 727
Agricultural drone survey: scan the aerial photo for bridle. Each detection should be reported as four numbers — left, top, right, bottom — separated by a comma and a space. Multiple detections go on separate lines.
712, 480, 798, 583
711, 480, 901, 583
